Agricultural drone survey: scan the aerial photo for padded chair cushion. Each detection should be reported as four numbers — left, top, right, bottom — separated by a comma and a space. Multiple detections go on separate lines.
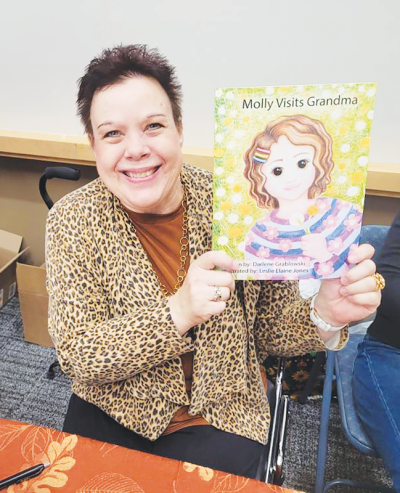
335, 334, 378, 456
360, 225, 391, 263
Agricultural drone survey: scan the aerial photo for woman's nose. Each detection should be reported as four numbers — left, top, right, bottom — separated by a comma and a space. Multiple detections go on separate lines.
124, 133, 150, 160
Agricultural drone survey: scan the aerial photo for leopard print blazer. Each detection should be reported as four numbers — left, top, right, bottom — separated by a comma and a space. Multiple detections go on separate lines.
46, 164, 347, 443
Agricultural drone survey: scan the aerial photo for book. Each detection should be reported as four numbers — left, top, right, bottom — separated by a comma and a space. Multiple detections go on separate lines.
212, 83, 377, 280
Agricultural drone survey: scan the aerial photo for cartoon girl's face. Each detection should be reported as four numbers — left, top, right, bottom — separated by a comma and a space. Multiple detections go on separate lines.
261, 135, 316, 203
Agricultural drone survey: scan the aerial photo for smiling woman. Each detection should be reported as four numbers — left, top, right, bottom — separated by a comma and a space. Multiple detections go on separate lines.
45, 44, 381, 481
90, 77, 184, 215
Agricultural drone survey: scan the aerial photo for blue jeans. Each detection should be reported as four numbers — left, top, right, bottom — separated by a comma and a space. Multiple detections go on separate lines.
353, 334, 400, 492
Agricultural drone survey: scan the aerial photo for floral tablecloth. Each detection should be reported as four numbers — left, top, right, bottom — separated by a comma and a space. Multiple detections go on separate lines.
0, 418, 304, 493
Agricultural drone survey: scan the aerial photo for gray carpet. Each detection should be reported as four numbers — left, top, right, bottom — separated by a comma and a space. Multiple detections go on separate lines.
0, 296, 393, 493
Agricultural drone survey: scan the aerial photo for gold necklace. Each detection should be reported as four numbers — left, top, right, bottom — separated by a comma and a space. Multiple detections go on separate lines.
158, 189, 189, 297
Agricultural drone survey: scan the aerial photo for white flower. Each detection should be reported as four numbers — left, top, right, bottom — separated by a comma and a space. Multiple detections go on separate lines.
289, 212, 305, 227
231, 109, 237, 117
215, 167, 224, 176
266, 86, 274, 95
226, 91, 234, 100
358, 85, 365, 93
367, 88, 376, 97
215, 89, 222, 97
218, 106, 226, 116
228, 213, 239, 224
232, 193, 242, 204
347, 186, 359, 197
367, 110, 374, 120
244, 216, 254, 225
355, 121, 366, 131
341, 143, 351, 153
216, 188, 226, 197
332, 109, 342, 120
215, 134, 223, 143
214, 212, 224, 221
234, 129, 245, 138
238, 241, 245, 252
227, 141, 235, 149
358, 156, 368, 167
218, 236, 228, 246
338, 86, 345, 94
226, 175, 235, 184
338, 175, 347, 184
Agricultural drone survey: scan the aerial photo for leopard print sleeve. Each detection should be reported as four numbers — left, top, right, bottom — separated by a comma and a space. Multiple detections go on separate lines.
45, 188, 193, 386
253, 280, 348, 362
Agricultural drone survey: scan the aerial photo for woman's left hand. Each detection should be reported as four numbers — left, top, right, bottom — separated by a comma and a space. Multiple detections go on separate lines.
314, 243, 382, 327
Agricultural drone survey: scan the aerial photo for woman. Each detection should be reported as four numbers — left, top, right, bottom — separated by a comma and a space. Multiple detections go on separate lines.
243, 115, 361, 280
353, 209, 400, 491
46, 44, 382, 479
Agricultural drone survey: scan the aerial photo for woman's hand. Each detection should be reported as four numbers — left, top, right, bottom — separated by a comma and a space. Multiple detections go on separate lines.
314, 243, 381, 328
301, 234, 331, 262
168, 251, 237, 336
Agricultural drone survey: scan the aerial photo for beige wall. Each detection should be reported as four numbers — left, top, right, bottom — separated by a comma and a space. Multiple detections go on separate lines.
0, 156, 98, 265
0, 155, 399, 265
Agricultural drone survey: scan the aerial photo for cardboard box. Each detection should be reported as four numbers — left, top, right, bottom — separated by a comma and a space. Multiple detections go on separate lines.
0, 230, 26, 309
17, 262, 53, 347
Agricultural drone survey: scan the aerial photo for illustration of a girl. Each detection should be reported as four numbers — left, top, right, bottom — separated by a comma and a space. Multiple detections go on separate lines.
243, 114, 362, 280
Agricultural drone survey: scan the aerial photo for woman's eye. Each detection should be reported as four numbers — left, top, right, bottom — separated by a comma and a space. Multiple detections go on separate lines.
104, 130, 120, 138
147, 122, 163, 130
272, 167, 283, 176
298, 159, 309, 169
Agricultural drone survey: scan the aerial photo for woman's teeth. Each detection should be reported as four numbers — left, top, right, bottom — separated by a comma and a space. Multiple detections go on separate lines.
125, 168, 157, 178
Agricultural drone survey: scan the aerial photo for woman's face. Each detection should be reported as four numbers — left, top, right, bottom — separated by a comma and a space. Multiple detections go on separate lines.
262, 135, 316, 204
91, 75, 183, 214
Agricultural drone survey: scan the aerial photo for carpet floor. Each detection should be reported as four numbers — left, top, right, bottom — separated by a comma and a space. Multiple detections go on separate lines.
0, 296, 393, 492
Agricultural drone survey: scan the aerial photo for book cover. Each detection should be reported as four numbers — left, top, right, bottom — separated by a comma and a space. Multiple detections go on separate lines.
212, 83, 377, 280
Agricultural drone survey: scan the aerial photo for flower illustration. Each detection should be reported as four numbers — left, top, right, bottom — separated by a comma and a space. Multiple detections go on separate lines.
279, 239, 292, 253
262, 226, 278, 240
316, 198, 331, 212
328, 237, 343, 254
344, 213, 361, 232
245, 233, 255, 245
258, 213, 271, 225
297, 256, 311, 267
323, 214, 338, 229
337, 200, 351, 210
316, 261, 335, 278
183, 462, 214, 481
307, 205, 319, 216
256, 246, 270, 258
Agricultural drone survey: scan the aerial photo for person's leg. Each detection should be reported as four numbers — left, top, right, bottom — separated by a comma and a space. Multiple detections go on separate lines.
353, 335, 400, 491
154, 425, 264, 479
63, 394, 154, 454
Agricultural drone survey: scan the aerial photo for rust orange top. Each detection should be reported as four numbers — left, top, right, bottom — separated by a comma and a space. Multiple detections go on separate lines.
128, 205, 209, 434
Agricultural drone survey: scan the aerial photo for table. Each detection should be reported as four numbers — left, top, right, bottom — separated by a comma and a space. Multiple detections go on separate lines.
0, 418, 304, 493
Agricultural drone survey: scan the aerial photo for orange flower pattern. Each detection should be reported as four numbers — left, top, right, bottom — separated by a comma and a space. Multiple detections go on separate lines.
0, 418, 304, 493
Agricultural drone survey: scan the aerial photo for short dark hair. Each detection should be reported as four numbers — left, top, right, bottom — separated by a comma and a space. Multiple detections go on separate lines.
77, 44, 183, 136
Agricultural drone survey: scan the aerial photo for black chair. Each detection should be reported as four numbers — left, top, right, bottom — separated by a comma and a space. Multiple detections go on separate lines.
39, 166, 81, 378
257, 356, 289, 485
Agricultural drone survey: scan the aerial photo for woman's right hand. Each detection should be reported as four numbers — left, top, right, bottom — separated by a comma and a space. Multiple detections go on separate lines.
168, 251, 238, 336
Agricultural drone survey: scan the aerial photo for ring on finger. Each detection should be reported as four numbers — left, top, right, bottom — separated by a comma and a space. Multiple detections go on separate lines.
212, 285, 222, 302
372, 272, 385, 292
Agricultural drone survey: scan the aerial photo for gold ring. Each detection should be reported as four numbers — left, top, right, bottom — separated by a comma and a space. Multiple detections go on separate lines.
212, 285, 222, 302
372, 272, 385, 291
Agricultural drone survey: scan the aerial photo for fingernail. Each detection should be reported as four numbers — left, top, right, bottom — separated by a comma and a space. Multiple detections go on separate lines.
340, 287, 348, 296
341, 277, 349, 285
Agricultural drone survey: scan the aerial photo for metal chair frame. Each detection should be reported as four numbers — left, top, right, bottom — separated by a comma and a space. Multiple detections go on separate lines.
314, 349, 395, 493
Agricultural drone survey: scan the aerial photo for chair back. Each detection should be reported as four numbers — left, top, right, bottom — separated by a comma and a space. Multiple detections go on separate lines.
359, 224, 390, 263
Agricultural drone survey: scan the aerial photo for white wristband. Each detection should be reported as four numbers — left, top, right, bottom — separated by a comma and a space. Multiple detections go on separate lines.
310, 294, 347, 332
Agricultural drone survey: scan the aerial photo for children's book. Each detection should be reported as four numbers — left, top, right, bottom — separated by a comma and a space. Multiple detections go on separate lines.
212, 83, 377, 280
